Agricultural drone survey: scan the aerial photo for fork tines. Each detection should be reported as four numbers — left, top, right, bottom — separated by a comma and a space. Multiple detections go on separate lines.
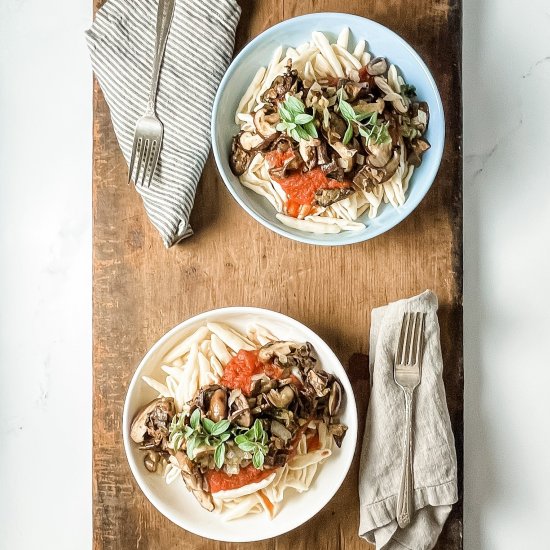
128, 134, 161, 188
396, 311, 425, 368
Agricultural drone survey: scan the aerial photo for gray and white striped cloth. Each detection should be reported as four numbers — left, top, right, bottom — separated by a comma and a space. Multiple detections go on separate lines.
85, 0, 241, 247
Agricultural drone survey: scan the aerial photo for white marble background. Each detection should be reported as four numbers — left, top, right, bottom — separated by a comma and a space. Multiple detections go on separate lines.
1, 0, 549, 548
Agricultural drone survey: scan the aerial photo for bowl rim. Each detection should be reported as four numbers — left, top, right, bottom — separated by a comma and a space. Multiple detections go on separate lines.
122, 306, 359, 542
211, 12, 445, 246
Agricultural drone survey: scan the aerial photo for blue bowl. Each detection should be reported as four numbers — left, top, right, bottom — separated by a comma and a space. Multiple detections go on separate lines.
211, 13, 445, 246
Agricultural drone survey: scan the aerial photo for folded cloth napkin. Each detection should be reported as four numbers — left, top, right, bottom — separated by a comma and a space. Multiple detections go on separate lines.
85, 0, 241, 247
359, 290, 458, 550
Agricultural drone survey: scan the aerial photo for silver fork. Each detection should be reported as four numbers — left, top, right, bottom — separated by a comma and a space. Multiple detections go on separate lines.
127, 0, 176, 187
394, 311, 425, 528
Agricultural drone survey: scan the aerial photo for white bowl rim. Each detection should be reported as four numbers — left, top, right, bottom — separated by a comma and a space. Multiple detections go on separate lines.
122, 306, 358, 542
211, 12, 445, 246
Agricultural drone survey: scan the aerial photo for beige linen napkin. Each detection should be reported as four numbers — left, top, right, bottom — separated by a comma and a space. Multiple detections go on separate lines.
359, 290, 458, 549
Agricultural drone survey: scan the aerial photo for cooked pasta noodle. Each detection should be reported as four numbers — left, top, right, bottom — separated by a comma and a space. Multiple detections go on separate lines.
136, 321, 345, 520
230, 29, 430, 235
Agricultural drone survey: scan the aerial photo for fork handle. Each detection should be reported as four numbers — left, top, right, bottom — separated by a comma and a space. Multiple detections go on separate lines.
396, 387, 415, 528
147, 0, 176, 112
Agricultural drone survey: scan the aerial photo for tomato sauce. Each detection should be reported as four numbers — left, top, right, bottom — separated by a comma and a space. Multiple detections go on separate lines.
265, 149, 294, 168
220, 349, 302, 395
264, 149, 351, 215
220, 349, 262, 396
206, 464, 274, 493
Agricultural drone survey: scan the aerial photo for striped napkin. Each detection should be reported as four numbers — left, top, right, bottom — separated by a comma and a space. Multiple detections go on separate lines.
85, 0, 241, 247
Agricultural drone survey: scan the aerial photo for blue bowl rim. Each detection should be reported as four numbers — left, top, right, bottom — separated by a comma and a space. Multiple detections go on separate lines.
211, 12, 445, 246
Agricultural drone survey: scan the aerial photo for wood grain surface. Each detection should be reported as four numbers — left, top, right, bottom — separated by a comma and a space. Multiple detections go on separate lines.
92, 0, 463, 548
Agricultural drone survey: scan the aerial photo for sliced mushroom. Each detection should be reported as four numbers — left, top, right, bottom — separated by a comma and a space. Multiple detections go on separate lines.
144, 450, 161, 472
316, 141, 331, 164
208, 388, 228, 422
174, 451, 214, 511
367, 57, 388, 76
229, 135, 252, 176
353, 165, 380, 191
266, 386, 295, 408
306, 370, 331, 397
329, 423, 348, 448
408, 138, 430, 167
270, 419, 292, 443
228, 389, 252, 427
261, 65, 299, 104
268, 151, 304, 180
330, 141, 356, 160
299, 140, 318, 170
130, 397, 175, 444
314, 187, 355, 207
342, 81, 363, 102
239, 131, 265, 151
366, 139, 392, 168
253, 108, 279, 139
336, 156, 355, 172
328, 380, 342, 416
258, 341, 297, 363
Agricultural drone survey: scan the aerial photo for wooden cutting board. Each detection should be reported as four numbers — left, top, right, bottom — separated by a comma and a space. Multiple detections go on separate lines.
92, 0, 463, 548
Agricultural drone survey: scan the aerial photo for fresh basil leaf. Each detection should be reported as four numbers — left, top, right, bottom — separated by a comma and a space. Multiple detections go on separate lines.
202, 417, 215, 434
234, 434, 248, 445
355, 111, 375, 123
190, 408, 201, 430
261, 431, 268, 445
184, 426, 194, 437
358, 126, 372, 139
295, 125, 311, 141
237, 440, 257, 452
339, 99, 357, 122
276, 122, 288, 132
294, 113, 313, 125
218, 432, 232, 443
290, 128, 301, 142
186, 436, 197, 459
286, 122, 297, 130
303, 121, 318, 138
343, 122, 354, 145
211, 420, 231, 436
253, 419, 262, 440
252, 449, 265, 469
279, 104, 293, 122
285, 95, 305, 114
214, 443, 225, 469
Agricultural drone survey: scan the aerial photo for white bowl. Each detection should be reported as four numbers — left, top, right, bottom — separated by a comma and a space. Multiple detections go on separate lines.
211, 13, 444, 246
122, 307, 358, 542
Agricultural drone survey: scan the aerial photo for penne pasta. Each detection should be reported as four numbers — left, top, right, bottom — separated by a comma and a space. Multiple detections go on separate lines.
312, 31, 345, 78
336, 27, 349, 48
211, 334, 233, 366
164, 325, 210, 363
142, 375, 170, 398
207, 322, 256, 353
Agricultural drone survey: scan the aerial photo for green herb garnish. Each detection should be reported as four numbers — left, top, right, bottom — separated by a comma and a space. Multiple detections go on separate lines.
337, 89, 390, 145
169, 409, 233, 469
234, 419, 269, 469
277, 95, 318, 142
